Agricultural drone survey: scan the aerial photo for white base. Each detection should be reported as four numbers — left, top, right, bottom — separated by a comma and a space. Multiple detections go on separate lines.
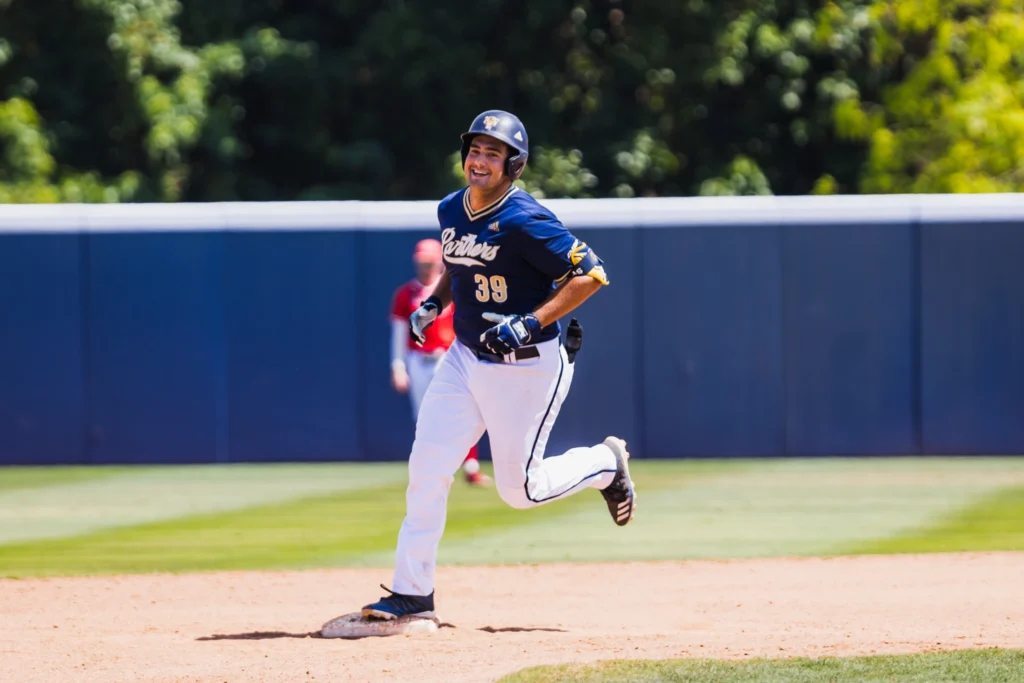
320, 612, 440, 639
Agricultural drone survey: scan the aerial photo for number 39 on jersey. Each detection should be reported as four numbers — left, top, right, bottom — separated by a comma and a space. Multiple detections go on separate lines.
474, 274, 508, 303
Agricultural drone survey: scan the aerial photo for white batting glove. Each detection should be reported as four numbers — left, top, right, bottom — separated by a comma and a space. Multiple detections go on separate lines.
409, 296, 441, 347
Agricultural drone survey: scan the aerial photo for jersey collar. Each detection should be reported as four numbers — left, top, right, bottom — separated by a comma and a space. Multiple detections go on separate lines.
462, 185, 518, 222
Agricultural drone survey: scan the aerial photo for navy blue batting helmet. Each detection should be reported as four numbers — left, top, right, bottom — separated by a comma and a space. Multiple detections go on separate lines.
460, 110, 529, 180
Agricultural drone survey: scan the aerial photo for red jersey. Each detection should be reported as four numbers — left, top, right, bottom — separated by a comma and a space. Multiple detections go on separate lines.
391, 279, 456, 353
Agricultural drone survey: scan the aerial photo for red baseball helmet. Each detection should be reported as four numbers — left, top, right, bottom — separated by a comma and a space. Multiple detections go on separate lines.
413, 238, 442, 263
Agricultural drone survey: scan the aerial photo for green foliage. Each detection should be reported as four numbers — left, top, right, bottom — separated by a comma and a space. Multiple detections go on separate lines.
517, 147, 599, 199
0, 1, 1021, 202
0, 96, 139, 202
699, 155, 773, 196
851, 0, 1024, 192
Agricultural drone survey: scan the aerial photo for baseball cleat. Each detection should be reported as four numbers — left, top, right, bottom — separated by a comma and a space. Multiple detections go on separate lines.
600, 437, 636, 526
465, 471, 492, 487
361, 584, 436, 621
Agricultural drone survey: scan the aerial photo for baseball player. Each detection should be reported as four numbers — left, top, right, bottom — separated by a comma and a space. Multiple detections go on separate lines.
390, 239, 491, 487
362, 110, 636, 622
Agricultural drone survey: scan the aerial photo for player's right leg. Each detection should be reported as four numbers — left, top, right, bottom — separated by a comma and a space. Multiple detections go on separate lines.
362, 341, 485, 621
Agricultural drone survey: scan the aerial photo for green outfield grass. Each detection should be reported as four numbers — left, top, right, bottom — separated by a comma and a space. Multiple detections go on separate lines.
0, 457, 1022, 577
499, 649, 1024, 683
0, 465, 135, 493
850, 484, 1024, 554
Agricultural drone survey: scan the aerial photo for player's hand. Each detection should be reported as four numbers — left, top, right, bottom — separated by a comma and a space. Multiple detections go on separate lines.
391, 361, 409, 394
480, 312, 542, 356
409, 296, 441, 347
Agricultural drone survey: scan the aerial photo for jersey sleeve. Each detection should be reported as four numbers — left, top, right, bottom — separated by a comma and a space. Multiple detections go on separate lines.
390, 285, 411, 321
515, 211, 610, 286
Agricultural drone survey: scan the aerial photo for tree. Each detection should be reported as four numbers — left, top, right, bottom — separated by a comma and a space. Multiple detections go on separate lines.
836, 0, 1024, 192
1, 0, 1021, 203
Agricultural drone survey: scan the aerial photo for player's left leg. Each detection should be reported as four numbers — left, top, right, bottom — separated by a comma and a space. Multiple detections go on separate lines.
472, 338, 629, 514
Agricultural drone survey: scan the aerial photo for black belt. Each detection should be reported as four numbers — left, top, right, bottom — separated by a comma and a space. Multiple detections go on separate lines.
475, 345, 541, 364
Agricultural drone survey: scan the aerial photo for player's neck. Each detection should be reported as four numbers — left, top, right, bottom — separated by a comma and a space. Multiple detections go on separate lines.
467, 181, 512, 211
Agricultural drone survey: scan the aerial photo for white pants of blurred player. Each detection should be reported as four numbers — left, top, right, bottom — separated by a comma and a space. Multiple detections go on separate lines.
405, 350, 445, 419
391, 337, 618, 597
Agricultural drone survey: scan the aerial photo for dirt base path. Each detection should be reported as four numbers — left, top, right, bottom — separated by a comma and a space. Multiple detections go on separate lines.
2, 553, 1023, 683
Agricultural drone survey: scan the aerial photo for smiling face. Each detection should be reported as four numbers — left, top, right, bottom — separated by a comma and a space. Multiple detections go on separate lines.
463, 134, 511, 194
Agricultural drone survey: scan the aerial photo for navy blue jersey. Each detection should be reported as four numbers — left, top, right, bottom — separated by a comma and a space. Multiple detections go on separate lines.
437, 185, 608, 353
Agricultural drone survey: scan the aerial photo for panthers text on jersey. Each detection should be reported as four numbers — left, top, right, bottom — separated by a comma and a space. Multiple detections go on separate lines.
437, 185, 608, 353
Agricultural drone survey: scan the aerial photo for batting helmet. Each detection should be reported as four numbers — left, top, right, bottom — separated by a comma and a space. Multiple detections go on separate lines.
460, 110, 529, 180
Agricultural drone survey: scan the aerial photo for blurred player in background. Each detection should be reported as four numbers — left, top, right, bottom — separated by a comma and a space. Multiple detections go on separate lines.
390, 239, 491, 487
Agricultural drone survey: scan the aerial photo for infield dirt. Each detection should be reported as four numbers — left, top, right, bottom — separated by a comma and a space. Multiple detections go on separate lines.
2, 552, 1022, 682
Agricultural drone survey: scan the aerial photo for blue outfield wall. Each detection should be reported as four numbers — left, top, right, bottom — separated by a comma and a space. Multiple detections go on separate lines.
0, 195, 1022, 464
0, 232, 85, 464
920, 216, 1024, 455
782, 221, 918, 456
85, 232, 226, 464
224, 231, 361, 463
642, 224, 784, 458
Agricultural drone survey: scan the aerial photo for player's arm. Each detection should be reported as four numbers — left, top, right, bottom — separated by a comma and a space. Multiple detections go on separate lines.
390, 318, 410, 392
522, 213, 609, 327
409, 268, 452, 347
428, 203, 454, 310
412, 205, 453, 346
532, 275, 603, 328
430, 268, 453, 309
390, 288, 411, 392
480, 213, 608, 354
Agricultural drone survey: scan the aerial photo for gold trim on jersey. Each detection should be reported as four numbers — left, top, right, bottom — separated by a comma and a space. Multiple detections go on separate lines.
462, 185, 518, 222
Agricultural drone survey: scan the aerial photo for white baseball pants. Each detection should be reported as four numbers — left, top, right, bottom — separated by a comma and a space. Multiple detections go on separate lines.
392, 337, 618, 596
405, 349, 445, 419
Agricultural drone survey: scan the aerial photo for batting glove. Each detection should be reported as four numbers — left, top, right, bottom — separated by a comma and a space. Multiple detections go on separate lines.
480, 312, 542, 356
409, 296, 441, 346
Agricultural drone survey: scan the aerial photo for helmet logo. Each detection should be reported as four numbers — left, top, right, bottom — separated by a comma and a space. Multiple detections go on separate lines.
514, 131, 523, 141
482, 115, 499, 130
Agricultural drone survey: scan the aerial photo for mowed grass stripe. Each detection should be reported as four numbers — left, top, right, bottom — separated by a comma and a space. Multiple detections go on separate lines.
0, 465, 133, 493
0, 463, 407, 545
349, 459, 766, 569
438, 457, 1024, 565
499, 649, 1024, 683
2, 458, 1023, 577
0, 480, 411, 577
848, 485, 1024, 555
0, 465, 571, 576
0, 460, 754, 577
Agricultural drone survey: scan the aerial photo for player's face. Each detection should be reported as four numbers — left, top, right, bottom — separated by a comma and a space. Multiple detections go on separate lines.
414, 260, 442, 284
464, 136, 510, 192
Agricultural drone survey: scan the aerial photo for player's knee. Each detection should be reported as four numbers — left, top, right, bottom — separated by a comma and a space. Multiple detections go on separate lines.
408, 440, 454, 482
496, 483, 534, 510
